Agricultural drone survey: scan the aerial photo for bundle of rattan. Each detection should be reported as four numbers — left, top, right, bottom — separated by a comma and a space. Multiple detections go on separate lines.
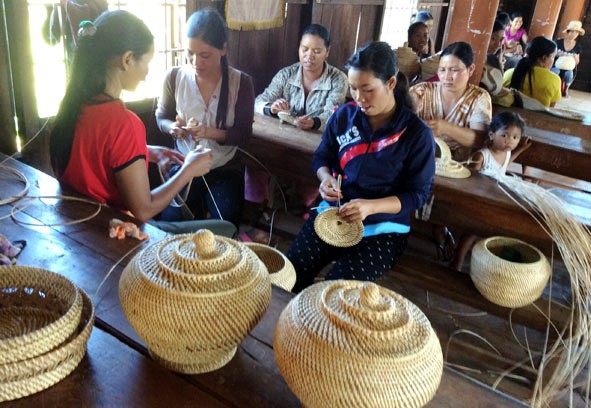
119, 229, 272, 374
434, 137, 470, 178
243, 242, 296, 292
0, 266, 95, 402
470, 236, 551, 308
274, 280, 443, 408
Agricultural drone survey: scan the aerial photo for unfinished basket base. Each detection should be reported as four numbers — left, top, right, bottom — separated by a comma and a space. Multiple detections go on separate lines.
149, 346, 237, 374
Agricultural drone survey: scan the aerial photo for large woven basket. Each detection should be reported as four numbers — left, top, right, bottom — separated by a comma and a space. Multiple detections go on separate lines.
0, 268, 94, 402
274, 280, 443, 408
119, 229, 272, 374
0, 266, 82, 365
243, 242, 296, 292
470, 236, 551, 308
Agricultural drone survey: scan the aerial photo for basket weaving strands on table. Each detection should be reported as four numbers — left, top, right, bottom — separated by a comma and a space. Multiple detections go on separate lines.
274, 280, 443, 408
0, 266, 95, 402
119, 230, 272, 374
434, 137, 470, 179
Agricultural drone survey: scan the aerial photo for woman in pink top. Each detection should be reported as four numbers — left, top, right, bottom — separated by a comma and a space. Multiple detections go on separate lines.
504, 12, 528, 69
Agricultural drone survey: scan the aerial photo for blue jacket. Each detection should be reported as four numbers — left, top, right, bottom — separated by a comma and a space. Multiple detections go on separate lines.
313, 100, 435, 230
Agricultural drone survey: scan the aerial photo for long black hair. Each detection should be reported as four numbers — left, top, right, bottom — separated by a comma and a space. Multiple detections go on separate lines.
509, 36, 556, 92
345, 41, 413, 110
440, 41, 474, 67
186, 8, 230, 130
50, 10, 153, 177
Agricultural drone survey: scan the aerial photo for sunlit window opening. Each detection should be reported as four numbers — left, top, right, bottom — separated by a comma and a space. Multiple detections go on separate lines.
27, 0, 187, 118
379, 0, 419, 49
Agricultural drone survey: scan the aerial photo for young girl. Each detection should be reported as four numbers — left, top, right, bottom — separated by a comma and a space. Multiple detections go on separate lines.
452, 111, 531, 271
469, 111, 532, 179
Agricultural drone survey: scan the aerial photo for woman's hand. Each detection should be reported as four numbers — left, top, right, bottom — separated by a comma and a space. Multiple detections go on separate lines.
318, 176, 342, 202
425, 119, 450, 137
147, 146, 185, 173
183, 146, 213, 178
270, 98, 291, 115
184, 122, 208, 143
294, 115, 314, 130
338, 199, 374, 223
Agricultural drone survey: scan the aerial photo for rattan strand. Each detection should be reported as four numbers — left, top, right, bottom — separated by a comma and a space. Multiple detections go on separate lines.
274, 280, 443, 408
0, 266, 82, 364
119, 230, 272, 374
244, 242, 296, 291
470, 236, 551, 308
0, 287, 94, 402
314, 208, 364, 248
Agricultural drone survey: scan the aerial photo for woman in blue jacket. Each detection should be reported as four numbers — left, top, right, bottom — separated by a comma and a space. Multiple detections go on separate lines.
287, 41, 435, 293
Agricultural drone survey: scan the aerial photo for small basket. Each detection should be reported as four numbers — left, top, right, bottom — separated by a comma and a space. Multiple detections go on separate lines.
434, 137, 470, 179
314, 208, 364, 248
470, 236, 551, 308
0, 266, 82, 364
0, 285, 94, 402
243, 242, 296, 292
274, 280, 443, 407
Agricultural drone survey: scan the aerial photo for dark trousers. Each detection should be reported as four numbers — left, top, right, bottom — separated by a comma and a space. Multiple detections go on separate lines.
287, 211, 408, 293
159, 161, 245, 229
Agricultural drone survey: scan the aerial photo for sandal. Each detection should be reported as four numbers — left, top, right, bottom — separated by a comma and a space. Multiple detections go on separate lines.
433, 226, 456, 262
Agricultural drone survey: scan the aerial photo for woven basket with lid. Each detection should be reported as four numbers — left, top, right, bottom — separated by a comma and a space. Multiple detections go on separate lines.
470, 236, 551, 308
274, 280, 443, 408
119, 229, 272, 374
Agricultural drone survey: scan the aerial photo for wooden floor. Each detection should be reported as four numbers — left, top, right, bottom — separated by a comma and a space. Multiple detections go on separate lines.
554, 89, 591, 115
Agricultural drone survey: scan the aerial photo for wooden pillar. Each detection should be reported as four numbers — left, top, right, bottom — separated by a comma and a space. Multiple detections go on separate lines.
443, 0, 499, 85
529, 0, 563, 39
557, 0, 586, 38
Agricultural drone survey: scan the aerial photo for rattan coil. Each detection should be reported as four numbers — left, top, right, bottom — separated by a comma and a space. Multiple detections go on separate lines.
119, 229, 272, 374
470, 236, 551, 308
0, 286, 94, 402
274, 280, 443, 408
434, 137, 471, 179
314, 208, 364, 247
0, 266, 82, 364
243, 242, 296, 292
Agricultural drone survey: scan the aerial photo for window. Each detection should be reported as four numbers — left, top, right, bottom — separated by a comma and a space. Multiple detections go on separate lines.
379, 0, 418, 49
27, 0, 187, 118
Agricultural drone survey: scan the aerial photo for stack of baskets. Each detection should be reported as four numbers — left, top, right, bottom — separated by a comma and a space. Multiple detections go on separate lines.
0, 266, 94, 402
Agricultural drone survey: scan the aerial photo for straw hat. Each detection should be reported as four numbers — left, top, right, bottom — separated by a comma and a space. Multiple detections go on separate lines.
0, 266, 94, 402
274, 280, 443, 407
563, 20, 585, 35
243, 242, 296, 291
434, 137, 471, 179
119, 229, 272, 374
470, 236, 551, 308
314, 207, 364, 247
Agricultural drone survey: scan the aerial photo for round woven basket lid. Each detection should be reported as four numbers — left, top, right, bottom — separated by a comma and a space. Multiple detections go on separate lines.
274, 280, 443, 408
133, 229, 267, 293
314, 208, 364, 248
0, 286, 94, 402
0, 266, 82, 365
243, 242, 296, 292
434, 137, 471, 179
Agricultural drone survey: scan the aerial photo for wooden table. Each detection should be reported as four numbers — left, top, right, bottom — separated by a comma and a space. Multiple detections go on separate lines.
0, 153, 528, 407
247, 114, 590, 255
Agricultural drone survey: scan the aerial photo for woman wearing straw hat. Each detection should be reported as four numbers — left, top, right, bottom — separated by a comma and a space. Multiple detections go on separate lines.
287, 42, 435, 293
552, 20, 584, 98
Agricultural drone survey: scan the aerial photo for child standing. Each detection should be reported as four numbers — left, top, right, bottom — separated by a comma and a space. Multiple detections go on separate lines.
469, 111, 531, 179
452, 111, 532, 271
